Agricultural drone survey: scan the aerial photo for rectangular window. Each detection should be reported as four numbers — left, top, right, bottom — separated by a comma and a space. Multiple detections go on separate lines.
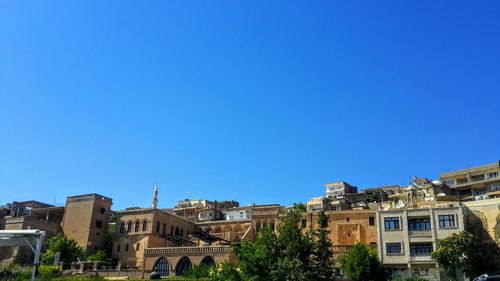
384, 217, 400, 230
95, 220, 103, 228
116, 244, 121, 252
410, 243, 433, 256
438, 215, 456, 228
135, 242, 140, 251
491, 183, 500, 191
125, 244, 129, 252
301, 219, 307, 228
99, 207, 106, 214
487, 171, 499, 179
386, 243, 402, 254
369, 217, 375, 226
444, 179, 455, 186
408, 218, 431, 230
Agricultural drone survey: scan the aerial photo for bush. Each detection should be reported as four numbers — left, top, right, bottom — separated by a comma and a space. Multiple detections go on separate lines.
38, 265, 60, 280
182, 265, 212, 278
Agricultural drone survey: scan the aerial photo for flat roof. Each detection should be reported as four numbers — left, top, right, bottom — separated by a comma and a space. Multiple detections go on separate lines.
440, 161, 500, 178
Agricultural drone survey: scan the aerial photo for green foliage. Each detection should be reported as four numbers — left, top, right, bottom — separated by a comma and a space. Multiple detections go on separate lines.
390, 277, 427, 281
86, 250, 110, 262
0, 264, 31, 281
182, 264, 212, 279
235, 227, 276, 281
310, 211, 335, 281
431, 231, 477, 281
211, 262, 243, 281
38, 265, 61, 280
292, 203, 307, 213
41, 234, 83, 264
236, 204, 315, 281
340, 243, 386, 281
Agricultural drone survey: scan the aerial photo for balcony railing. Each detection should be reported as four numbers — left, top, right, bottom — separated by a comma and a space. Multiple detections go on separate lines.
409, 255, 432, 262
145, 246, 231, 256
408, 230, 431, 237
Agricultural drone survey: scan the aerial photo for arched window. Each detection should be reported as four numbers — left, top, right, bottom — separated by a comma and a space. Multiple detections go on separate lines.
154, 257, 169, 277
119, 222, 125, 234
127, 221, 132, 233
180, 229, 184, 236
175, 227, 179, 236
200, 256, 216, 268
135, 221, 140, 232
162, 224, 166, 236
142, 220, 148, 232
175, 257, 192, 276
156, 221, 160, 234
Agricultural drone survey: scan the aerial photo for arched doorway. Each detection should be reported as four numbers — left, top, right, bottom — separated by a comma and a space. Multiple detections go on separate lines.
200, 256, 216, 268
175, 256, 192, 276
153, 257, 169, 277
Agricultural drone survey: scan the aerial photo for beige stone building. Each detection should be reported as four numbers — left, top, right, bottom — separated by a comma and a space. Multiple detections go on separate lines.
440, 161, 500, 200
377, 206, 465, 281
61, 194, 113, 252
301, 209, 378, 267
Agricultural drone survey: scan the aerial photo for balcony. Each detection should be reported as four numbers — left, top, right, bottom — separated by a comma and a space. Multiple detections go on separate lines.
145, 246, 231, 256
409, 255, 432, 262
408, 230, 431, 237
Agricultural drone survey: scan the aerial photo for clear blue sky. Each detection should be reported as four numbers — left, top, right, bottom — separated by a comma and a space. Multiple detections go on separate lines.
1, 1, 499, 210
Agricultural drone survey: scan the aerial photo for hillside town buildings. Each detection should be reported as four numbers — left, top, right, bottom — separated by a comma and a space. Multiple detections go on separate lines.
1, 161, 499, 280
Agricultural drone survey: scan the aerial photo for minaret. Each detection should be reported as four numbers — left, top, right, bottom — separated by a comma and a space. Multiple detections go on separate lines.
152, 183, 158, 209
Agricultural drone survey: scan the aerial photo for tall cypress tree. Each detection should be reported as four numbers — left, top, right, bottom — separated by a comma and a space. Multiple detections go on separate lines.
310, 210, 336, 281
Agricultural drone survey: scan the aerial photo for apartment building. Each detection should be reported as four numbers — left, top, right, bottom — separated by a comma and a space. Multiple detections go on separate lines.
173, 199, 239, 222
377, 206, 465, 281
325, 181, 358, 198
440, 161, 500, 200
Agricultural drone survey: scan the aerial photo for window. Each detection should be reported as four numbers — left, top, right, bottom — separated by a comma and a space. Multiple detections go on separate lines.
99, 207, 106, 214
384, 217, 401, 230
369, 217, 375, 226
487, 171, 499, 179
127, 221, 132, 233
142, 220, 148, 232
134, 221, 140, 232
410, 243, 433, 256
119, 222, 125, 234
301, 219, 307, 228
170, 226, 174, 234
180, 229, 184, 236
408, 218, 431, 231
438, 215, 455, 228
156, 222, 160, 234
162, 224, 166, 236
135, 242, 140, 251
386, 243, 402, 254
491, 183, 500, 191
346, 218, 350, 222
125, 244, 129, 252
444, 179, 455, 186
95, 220, 103, 228
116, 244, 121, 252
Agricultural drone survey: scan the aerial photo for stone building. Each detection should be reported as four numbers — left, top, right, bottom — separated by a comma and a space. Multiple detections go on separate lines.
61, 194, 113, 253
440, 161, 500, 200
301, 209, 378, 268
173, 199, 239, 222
325, 181, 358, 198
376, 206, 465, 281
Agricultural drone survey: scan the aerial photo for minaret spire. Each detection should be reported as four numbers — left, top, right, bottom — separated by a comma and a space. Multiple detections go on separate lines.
152, 182, 158, 209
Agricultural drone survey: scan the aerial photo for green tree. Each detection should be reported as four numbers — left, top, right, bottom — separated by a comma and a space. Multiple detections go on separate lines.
86, 250, 110, 262
183, 264, 212, 279
340, 243, 386, 281
236, 227, 276, 281
431, 231, 477, 281
236, 204, 313, 281
310, 211, 335, 281
211, 262, 243, 281
41, 234, 83, 264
